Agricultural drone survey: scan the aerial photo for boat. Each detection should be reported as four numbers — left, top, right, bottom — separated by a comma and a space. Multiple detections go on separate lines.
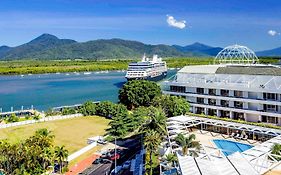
125, 54, 167, 81
83, 72, 91, 75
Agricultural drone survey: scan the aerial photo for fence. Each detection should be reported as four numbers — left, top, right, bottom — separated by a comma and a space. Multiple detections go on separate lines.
0, 113, 83, 129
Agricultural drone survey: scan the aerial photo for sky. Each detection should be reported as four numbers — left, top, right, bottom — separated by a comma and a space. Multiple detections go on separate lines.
0, 0, 281, 51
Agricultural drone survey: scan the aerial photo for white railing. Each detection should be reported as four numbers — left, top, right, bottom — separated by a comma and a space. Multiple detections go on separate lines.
0, 113, 83, 129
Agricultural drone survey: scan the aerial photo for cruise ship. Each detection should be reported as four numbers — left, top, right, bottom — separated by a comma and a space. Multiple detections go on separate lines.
125, 54, 167, 81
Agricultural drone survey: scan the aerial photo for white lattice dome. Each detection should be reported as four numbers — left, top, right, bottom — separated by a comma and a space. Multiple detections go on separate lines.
214, 44, 259, 64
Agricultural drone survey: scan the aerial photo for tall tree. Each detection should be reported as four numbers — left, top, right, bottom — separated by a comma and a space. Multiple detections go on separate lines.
106, 104, 131, 138
54, 146, 69, 174
153, 95, 190, 117
175, 133, 201, 156
119, 80, 161, 109
144, 130, 161, 175
140, 107, 167, 137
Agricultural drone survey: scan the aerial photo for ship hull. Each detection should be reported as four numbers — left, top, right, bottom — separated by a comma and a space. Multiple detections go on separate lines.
126, 71, 167, 82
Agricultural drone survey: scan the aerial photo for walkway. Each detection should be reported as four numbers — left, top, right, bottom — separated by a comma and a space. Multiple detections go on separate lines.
66, 154, 100, 175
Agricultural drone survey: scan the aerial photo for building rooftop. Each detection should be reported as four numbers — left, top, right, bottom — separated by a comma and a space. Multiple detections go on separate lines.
178, 64, 281, 76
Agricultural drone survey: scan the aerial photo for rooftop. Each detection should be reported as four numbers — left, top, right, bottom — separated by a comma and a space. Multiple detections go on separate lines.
178, 64, 281, 76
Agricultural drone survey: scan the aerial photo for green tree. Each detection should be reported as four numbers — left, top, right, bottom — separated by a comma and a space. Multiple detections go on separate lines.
54, 146, 69, 174
107, 104, 130, 138
144, 130, 161, 175
153, 95, 190, 117
119, 80, 161, 109
79, 101, 96, 116
271, 143, 281, 161
175, 133, 200, 156
96, 101, 116, 118
140, 107, 167, 137
0, 129, 64, 175
62, 107, 76, 115
130, 106, 151, 131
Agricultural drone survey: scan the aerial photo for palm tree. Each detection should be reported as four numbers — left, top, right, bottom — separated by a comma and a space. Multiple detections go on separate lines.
140, 107, 167, 136
144, 130, 161, 175
54, 146, 68, 174
271, 143, 281, 161
175, 133, 201, 156
164, 153, 178, 167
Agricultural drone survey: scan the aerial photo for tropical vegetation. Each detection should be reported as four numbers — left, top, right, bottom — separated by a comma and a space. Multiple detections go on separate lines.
271, 143, 281, 161
0, 128, 68, 175
152, 95, 190, 117
175, 133, 201, 156
0, 56, 278, 75
119, 80, 161, 109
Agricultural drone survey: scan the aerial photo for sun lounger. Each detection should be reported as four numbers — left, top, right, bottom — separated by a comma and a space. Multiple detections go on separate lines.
242, 135, 248, 140
234, 134, 240, 139
230, 133, 235, 137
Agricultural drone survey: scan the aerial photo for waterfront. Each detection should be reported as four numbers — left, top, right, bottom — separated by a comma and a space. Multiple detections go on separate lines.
0, 70, 177, 112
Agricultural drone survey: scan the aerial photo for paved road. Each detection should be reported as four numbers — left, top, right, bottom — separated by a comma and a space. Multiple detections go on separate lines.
81, 137, 142, 175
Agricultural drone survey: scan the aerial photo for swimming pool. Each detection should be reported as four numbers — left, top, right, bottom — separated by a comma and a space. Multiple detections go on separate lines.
213, 139, 253, 156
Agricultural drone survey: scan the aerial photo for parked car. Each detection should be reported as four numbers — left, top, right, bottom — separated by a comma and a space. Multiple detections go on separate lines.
93, 158, 103, 164
109, 153, 120, 161
93, 158, 112, 164
97, 139, 107, 145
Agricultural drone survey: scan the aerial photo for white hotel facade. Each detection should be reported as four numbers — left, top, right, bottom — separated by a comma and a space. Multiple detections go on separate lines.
162, 45, 281, 125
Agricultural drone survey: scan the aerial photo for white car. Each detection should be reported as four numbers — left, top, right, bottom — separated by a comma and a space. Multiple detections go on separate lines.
97, 139, 107, 145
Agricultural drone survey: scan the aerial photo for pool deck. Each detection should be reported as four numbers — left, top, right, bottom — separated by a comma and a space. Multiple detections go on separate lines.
190, 129, 260, 148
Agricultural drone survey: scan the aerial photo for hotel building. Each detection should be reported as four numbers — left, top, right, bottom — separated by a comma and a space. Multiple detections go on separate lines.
162, 45, 281, 125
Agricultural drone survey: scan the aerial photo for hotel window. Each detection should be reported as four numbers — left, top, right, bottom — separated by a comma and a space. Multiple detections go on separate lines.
234, 91, 243, 98
263, 93, 277, 101
264, 104, 277, 112
234, 101, 243, 109
170, 86, 186, 93
196, 88, 204, 94
209, 89, 216, 96
262, 115, 278, 124
221, 89, 229, 97
221, 100, 229, 107
208, 99, 216, 105
197, 97, 205, 104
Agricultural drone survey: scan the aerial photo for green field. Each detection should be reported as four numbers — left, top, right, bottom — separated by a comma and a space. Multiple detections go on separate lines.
0, 116, 109, 153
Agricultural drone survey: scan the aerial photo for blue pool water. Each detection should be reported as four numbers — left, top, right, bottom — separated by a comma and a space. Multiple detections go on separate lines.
213, 139, 253, 156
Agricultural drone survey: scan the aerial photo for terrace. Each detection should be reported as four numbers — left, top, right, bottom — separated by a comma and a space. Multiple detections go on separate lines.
164, 115, 281, 175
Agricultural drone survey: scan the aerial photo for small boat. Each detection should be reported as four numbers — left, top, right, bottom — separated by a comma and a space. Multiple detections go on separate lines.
83, 72, 91, 75
66, 73, 70, 76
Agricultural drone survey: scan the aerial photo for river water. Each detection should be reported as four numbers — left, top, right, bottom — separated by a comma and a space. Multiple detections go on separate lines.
0, 70, 177, 112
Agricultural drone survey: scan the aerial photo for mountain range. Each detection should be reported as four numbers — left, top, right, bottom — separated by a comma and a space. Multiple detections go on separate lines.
0, 34, 280, 60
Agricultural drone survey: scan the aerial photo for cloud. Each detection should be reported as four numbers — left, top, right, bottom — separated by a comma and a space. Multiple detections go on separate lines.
268, 30, 280, 36
166, 15, 186, 29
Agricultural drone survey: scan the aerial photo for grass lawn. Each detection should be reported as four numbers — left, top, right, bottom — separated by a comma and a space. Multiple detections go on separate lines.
0, 116, 109, 154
